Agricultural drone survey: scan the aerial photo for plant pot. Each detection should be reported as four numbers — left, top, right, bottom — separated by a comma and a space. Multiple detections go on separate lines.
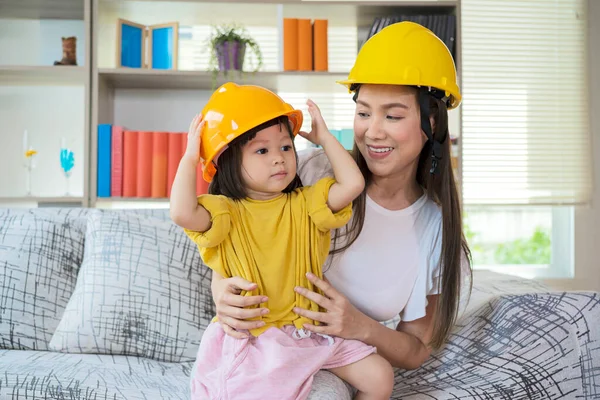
216, 40, 246, 71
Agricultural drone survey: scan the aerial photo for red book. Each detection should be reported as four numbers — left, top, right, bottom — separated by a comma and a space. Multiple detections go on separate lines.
122, 130, 138, 197
110, 126, 124, 197
151, 132, 169, 198
136, 131, 153, 198
167, 132, 183, 198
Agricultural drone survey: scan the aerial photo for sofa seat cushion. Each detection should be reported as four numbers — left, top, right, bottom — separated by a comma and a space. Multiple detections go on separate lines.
0, 349, 193, 399
0, 350, 353, 400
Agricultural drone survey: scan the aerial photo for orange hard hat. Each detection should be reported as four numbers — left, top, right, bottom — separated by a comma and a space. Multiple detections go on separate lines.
199, 82, 303, 182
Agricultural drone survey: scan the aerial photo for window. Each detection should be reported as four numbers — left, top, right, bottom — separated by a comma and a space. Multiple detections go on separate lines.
464, 206, 573, 278
460, 0, 590, 278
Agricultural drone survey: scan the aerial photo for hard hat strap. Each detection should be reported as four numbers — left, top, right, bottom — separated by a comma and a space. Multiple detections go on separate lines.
418, 88, 446, 175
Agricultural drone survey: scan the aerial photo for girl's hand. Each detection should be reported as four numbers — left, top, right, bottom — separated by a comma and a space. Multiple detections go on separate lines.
213, 276, 270, 339
298, 99, 336, 147
293, 272, 370, 341
184, 113, 205, 164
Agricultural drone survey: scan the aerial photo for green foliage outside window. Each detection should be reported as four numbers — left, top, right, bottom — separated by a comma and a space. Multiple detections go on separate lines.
464, 217, 551, 265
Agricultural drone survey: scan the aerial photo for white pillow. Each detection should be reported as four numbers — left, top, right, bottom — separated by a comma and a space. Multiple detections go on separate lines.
0, 208, 87, 350
49, 209, 213, 362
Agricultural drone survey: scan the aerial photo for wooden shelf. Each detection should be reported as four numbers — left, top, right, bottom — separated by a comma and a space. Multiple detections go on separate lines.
0, 196, 84, 203
98, 68, 349, 92
0, 66, 87, 85
94, 197, 171, 209
96, 197, 169, 202
0, 0, 84, 20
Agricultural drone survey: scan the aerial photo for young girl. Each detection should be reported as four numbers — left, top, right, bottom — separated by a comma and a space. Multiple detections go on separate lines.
170, 82, 394, 400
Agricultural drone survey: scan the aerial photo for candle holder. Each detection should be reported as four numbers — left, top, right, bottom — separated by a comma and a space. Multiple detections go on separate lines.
23, 148, 38, 196
60, 138, 75, 196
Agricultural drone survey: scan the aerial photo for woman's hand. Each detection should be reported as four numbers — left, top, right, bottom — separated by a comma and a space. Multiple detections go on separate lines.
212, 276, 270, 339
293, 272, 371, 341
298, 99, 336, 147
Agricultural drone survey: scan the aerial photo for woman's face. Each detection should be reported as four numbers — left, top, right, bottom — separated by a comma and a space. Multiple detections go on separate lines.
353, 84, 427, 180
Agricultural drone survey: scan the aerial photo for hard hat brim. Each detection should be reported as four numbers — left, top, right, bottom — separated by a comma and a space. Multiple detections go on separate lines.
335, 79, 461, 110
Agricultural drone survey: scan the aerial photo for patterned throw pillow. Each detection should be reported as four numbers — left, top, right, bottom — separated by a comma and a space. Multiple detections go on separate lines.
0, 208, 88, 350
49, 209, 214, 362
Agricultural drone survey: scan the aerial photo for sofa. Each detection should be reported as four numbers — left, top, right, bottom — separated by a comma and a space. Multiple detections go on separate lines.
0, 208, 598, 400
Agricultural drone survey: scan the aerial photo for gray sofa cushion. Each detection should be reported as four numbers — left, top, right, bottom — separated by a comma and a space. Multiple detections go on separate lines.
0, 208, 87, 350
0, 350, 352, 400
0, 349, 193, 399
49, 209, 213, 362
392, 291, 600, 399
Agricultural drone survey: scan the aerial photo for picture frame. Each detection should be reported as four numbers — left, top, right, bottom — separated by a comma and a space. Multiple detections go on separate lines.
148, 22, 179, 70
116, 18, 146, 68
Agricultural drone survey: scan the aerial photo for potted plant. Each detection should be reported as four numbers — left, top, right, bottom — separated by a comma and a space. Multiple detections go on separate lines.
207, 23, 263, 81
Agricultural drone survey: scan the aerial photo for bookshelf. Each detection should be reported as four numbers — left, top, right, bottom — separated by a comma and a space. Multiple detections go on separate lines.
98, 68, 348, 91
0, 0, 85, 20
0, 0, 91, 205
0, 65, 87, 85
0, 196, 84, 205
0, 0, 461, 208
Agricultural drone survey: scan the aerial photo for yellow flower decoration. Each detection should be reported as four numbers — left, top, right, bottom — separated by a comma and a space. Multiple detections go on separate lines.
25, 149, 38, 158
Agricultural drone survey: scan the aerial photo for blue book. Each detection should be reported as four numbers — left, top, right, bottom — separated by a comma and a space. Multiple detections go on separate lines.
97, 124, 112, 197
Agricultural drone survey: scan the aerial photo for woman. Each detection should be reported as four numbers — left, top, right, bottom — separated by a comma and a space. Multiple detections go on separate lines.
210, 21, 472, 396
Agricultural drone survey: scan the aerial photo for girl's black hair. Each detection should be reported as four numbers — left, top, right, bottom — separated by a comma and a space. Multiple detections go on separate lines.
208, 116, 303, 199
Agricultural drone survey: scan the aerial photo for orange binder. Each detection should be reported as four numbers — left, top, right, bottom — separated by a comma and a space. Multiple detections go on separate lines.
167, 132, 183, 198
151, 131, 169, 198
122, 130, 138, 197
313, 20, 328, 71
283, 18, 299, 71
136, 131, 153, 198
297, 19, 313, 71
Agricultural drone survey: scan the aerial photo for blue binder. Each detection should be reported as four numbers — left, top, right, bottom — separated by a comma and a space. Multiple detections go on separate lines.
97, 124, 112, 197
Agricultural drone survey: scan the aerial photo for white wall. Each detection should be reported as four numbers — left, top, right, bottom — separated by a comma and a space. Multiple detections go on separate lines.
544, 0, 600, 292
0, 19, 85, 66
112, 88, 211, 132
0, 85, 85, 197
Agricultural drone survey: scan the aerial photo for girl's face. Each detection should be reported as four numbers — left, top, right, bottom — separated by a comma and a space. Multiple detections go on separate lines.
353, 84, 428, 180
241, 123, 297, 200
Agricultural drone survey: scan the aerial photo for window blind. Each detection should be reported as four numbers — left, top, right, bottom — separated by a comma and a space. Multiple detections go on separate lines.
461, 0, 591, 205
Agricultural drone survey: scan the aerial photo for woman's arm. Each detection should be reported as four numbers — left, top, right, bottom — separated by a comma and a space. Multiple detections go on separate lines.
360, 296, 438, 369
298, 100, 365, 212
170, 114, 212, 231
294, 273, 438, 370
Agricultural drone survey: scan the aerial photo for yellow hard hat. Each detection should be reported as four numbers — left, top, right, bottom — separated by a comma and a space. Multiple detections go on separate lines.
337, 21, 461, 109
199, 82, 303, 182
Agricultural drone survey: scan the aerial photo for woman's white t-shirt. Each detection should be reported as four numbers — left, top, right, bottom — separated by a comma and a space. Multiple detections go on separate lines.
298, 148, 443, 323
